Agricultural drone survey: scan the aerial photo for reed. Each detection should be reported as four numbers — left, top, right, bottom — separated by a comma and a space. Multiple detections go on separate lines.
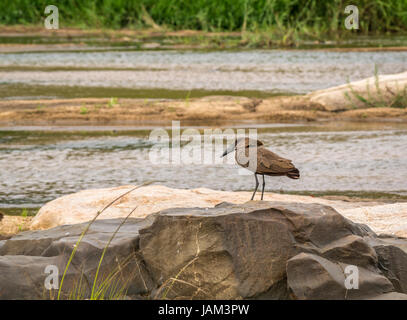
345, 67, 407, 109
56, 181, 152, 300
1, 0, 406, 36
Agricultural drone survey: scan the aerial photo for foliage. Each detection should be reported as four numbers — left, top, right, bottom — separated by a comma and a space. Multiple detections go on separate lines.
1, 0, 406, 35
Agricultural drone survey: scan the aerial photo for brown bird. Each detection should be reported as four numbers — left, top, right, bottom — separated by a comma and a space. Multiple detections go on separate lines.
221, 138, 300, 200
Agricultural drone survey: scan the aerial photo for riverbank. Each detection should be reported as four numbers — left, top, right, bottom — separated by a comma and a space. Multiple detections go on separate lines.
1, 95, 406, 126
0, 215, 31, 238
1, 25, 407, 52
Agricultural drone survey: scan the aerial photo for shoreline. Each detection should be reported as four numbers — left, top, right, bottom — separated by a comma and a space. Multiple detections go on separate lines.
16, 185, 407, 238
1, 185, 406, 237
1, 95, 406, 126
1, 26, 407, 52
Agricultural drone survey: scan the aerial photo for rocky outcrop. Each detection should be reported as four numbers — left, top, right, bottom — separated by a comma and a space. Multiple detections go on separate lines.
0, 217, 154, 299
287, 253, 393, 300
29, 185, 407, 237
307, 71, 407, 111
1, 201, 407, 300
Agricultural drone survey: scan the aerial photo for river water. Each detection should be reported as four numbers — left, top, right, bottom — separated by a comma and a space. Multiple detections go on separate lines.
1, 50, 407, 95
1, 49, 406, 209
1, 122, 407, 208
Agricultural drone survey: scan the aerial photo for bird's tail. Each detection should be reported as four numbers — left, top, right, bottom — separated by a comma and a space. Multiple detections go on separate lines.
287, 168, 300, 179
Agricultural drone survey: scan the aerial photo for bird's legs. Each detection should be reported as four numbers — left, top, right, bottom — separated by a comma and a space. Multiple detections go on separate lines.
251, 174, 259, 200
261, 174, 265, 200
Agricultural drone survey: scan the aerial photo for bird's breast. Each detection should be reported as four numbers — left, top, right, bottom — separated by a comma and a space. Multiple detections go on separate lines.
235, 148, 258, 172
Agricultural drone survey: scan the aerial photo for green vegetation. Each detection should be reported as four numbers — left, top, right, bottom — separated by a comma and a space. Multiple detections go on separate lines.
0, 208, 38, 216
107, 97, 119, 108
347, 83, 407, 109
79, 106, 89, 114
57, 183, 152, 300
1, 0, 407, 38
0, 83, 280, 100
185, 90, 191, 108
20, 208, 28, 217
345, 66, 407, 109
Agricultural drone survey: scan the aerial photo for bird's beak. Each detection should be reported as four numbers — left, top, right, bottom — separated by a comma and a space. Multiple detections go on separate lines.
221, 144, 235, 157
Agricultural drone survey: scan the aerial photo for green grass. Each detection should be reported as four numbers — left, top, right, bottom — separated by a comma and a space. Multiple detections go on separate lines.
107, 97, 119, 108
20, 208, 28, 217
185, 90, 191, 107
57, 182, 153, 300
1, 0, 407, 38
345, 66, 407, 109
79, 106, 89, 114
53, 180, 212, 300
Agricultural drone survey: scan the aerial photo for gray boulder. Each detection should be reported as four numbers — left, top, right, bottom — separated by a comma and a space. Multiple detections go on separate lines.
286, 253, 395, 300
367, 236, 407, 294
0, 218, 155, 299
0, 201, 406, 300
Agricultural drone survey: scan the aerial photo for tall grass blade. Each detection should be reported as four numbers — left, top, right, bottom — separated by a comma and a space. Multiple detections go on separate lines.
57, 181, 153, 300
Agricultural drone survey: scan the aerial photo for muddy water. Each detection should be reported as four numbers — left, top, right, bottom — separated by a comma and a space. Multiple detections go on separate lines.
1, 50, 406, 97
1, 122, 407, 209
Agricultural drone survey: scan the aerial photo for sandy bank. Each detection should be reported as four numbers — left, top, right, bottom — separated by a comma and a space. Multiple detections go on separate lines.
1, 95, 406, 126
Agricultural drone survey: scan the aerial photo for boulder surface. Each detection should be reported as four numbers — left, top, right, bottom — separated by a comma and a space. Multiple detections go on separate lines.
29, 185, 407, 237
1, 201, 407, 300
307, 71, 407, 111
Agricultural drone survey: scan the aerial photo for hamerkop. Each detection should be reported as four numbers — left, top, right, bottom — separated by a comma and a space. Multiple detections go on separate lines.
221, 137, 300, 200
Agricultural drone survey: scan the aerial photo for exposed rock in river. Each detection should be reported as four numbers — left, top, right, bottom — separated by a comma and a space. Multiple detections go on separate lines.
307, 71, 407, 111
29, 185, 407, 238
1, 201, 407, 299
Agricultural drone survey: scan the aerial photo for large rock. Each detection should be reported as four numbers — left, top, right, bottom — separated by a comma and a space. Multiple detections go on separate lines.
286, 253, 395, 300
29, 185, 407, 237
1, 201, 407, 300
0, 255, 75, 300
366, 236, 407, 294
0, 217, 155, 299
307, 71, 407, 111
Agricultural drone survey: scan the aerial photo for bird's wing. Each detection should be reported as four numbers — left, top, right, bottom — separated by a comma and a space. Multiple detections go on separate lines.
257, 148, 296, 174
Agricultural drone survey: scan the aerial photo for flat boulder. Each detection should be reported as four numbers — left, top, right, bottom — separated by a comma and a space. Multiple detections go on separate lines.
28, 185, 407, 238
307, 71, 407, 111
